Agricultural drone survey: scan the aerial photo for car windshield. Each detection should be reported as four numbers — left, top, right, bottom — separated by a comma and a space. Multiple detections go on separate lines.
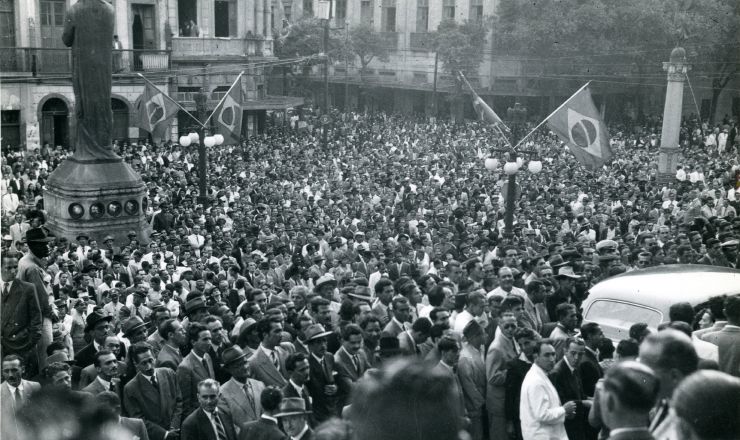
584, 300, 663, 341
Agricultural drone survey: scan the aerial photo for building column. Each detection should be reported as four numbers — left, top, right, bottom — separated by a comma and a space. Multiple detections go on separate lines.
264, 0, 272, 38
657, 47, 690, 184
255, 0, 264, 36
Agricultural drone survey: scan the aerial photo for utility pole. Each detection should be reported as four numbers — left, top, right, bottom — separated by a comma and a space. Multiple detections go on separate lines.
432, 52, 438, 117
344, 21, 349, 111
657, 47, 690, 184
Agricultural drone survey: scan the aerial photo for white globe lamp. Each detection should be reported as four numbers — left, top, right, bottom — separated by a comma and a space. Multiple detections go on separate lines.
188, 132, 199, 143
214, 134, 224, 145
503, 162, 519, 175
484, 158, 499, 171
179, 135, 191, 147
528, 160, 543, 174
203, 136, 216, 148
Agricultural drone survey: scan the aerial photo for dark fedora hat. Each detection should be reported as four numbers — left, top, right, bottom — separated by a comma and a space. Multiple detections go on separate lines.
25, 228, 55, 243
121, 316, 147, 337
84, 310, 113, 333
221, 345, 249, 366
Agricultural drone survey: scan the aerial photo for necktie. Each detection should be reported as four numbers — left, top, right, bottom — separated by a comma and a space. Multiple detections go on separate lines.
270, 351, 279, 371
352, 354, 361, 374
213, 412, 228, 440
244, 382, 256, 415
13, 387, 22, 405
2, 283, 9, 300
150, 375, 159, 390
202, 357, 211, 377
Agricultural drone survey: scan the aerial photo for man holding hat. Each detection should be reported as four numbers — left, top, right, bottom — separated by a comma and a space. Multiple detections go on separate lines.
218, 345, 265, 429
276, 397, 313, 440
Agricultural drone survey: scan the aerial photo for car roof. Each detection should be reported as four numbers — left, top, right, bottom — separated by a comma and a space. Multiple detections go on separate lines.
585, 264, 740, 314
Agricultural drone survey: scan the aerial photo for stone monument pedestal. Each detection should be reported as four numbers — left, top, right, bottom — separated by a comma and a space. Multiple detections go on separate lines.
44, 157, 151, 244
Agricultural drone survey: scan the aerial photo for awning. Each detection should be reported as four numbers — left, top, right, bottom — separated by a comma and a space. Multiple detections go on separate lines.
241, 95, 304, 111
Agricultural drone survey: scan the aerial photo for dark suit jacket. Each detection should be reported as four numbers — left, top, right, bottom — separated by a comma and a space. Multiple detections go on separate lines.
156, 343, 183, 371
123, 368, 183, 440
78, 360, 126, 389
177, 351, 215, 418
306, 352, 339, 423
579, 348, 603, 397
1, 280, 42, 353
282, 381, 316, 427
549, 359, 587, 440
606, 429, 654, 440
387, 262, 415, 281
334, 348, 368, 409
120, 416, 150, 440
181, 408, 237, 440
238, 417, 287, 440
504, 359, 531, 432
81, 376, 121, 396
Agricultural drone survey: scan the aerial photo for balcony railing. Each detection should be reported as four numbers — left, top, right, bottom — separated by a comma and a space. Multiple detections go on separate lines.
0, 47, 170, 75
409, 32, 435, 51
171, 36, 273, 59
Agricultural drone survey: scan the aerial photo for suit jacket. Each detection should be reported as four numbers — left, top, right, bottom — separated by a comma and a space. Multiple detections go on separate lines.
219, 377, 265, 429
0, 379, 40, 417
382, 318, 406, 338
549, 359, 587, 440
1, 280, 42, 353
606, 429, 654, 440
486, 331, 519, 414
334, 347, 367, 408
282, 381, 316, 427
306, 352, 339, 423
549, 324, 575, 360
703, 325, 740, 377
78, 361, 127, 389
181, 408, 237, 440
81, 376, 121, 396
123, 368, 183, 440
397, 330, 420, 357
579, 348, 603, 397
458, 343, 486, 418
177, 351, 215, 417
238, 417, 287, 440
120, 416, 150, 440
248, 345, 292, 388
76, 342, 99, 369
387, 262, 415, 281
504, 358, 531, 426
156, 343, 183, 371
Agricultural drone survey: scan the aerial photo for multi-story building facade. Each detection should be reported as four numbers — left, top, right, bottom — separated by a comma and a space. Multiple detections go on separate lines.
285, 0, 738, 123
0, 0, 303, 151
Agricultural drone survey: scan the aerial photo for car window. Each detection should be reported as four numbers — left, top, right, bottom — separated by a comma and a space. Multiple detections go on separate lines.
584, 300, 663, 341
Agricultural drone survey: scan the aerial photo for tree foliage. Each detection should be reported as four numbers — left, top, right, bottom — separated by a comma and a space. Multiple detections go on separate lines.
347, 24, 390, 70
274, 17, 344, 63
492, 0, 738, 121
433, 19, 489, 79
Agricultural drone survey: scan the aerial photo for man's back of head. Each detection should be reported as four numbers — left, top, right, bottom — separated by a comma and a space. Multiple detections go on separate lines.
638, 329, 698, 400
673, 370, 740, 440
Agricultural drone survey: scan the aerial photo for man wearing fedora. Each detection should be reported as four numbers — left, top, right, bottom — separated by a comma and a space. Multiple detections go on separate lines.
76, 310, 115, 368
219, 345, 265, 430
304, 323, 339, 423
276, 397, 313, 440
78, 335, 127, 388
17, 227, 56, 373
181, 378, 238, 440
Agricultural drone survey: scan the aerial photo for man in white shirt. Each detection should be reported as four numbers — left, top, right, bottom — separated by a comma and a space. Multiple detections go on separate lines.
520, 340, 577, 440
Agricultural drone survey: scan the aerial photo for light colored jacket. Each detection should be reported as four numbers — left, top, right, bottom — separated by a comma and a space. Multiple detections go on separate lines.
520, 363, 567, 440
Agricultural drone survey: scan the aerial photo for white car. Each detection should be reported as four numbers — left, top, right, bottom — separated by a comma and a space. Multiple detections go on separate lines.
582, 265, 740, 342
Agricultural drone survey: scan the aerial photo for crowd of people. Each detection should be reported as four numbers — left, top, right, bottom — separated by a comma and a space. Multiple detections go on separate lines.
1, 108, 740, 440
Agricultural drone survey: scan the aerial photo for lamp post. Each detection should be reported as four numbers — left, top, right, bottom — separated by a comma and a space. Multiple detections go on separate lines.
193, 90, 209, 207
318, 0, 333, 149
657, 47, 690, 184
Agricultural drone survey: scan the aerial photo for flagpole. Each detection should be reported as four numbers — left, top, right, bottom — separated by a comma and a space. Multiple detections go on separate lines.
512, 81, 591, 149
458, 70, 512, 138
137, 73, 205, 127
203, 71, 244, 127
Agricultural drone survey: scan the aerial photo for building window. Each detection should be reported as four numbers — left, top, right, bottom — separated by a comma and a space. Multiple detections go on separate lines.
442, 0, 455, 20
335, 0, 347, 22
469, 0, 483, 22
360, 0, 373, 25
303, 0, 313, 16
381, 0, 396, 32
40, 0, 65, 27
284, 5, 292, 21
214, 0, 237, 37
416, 0, 428, 32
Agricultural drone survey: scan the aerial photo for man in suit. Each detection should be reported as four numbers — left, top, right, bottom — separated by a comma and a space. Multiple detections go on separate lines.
156, 318, 186, 371
1, 354, 41, 422
334, 324, 368, 409
398, 317, 431, 358
486, 313, 519, 440
549, 338, 589, 440
1, 252, 42, 359
371, 278, 394, 325
76, 310, 115, 368
78, 335, 127, 388
123, 342, 183, 440
579, 322, 604, 397
219, 345, 265, 431
387, 249, 416, 281
598, 361, 659, 440
434, 336, 466, 420
458, 321, 486, 440
382, 296, 410, 338
177, 322, 216, 418
181, 378, 238, 440
283, 352, 315, 427
96, 391, 150, 440
304, 323, 339, 423
81, 349, 121, 396
248, 317, 292, 388
549, 303, 578, 360
276, 397, 313, 440
505, 328, 537, 440
703, 294, 740, 377
238, 386, 287, 440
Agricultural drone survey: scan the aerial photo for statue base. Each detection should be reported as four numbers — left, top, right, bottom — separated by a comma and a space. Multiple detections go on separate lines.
44, 157, 151, 245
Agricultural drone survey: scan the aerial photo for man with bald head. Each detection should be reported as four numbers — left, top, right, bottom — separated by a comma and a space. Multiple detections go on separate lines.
600, 361, 660, 440
673, 370, 740, 440
638, 329, 698, 440
487, 267, 526, 299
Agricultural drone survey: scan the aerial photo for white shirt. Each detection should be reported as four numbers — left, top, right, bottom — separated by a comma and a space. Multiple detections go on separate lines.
520, 363, 567, 440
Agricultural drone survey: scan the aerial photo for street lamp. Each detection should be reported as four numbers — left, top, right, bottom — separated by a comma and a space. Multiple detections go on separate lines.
193, 90, 209, 207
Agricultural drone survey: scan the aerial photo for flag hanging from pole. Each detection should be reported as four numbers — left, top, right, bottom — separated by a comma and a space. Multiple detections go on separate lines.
135, 82, 179, 134
545, 85, 612, 169
212, 82, 243, 144
472, 94, 506, 127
